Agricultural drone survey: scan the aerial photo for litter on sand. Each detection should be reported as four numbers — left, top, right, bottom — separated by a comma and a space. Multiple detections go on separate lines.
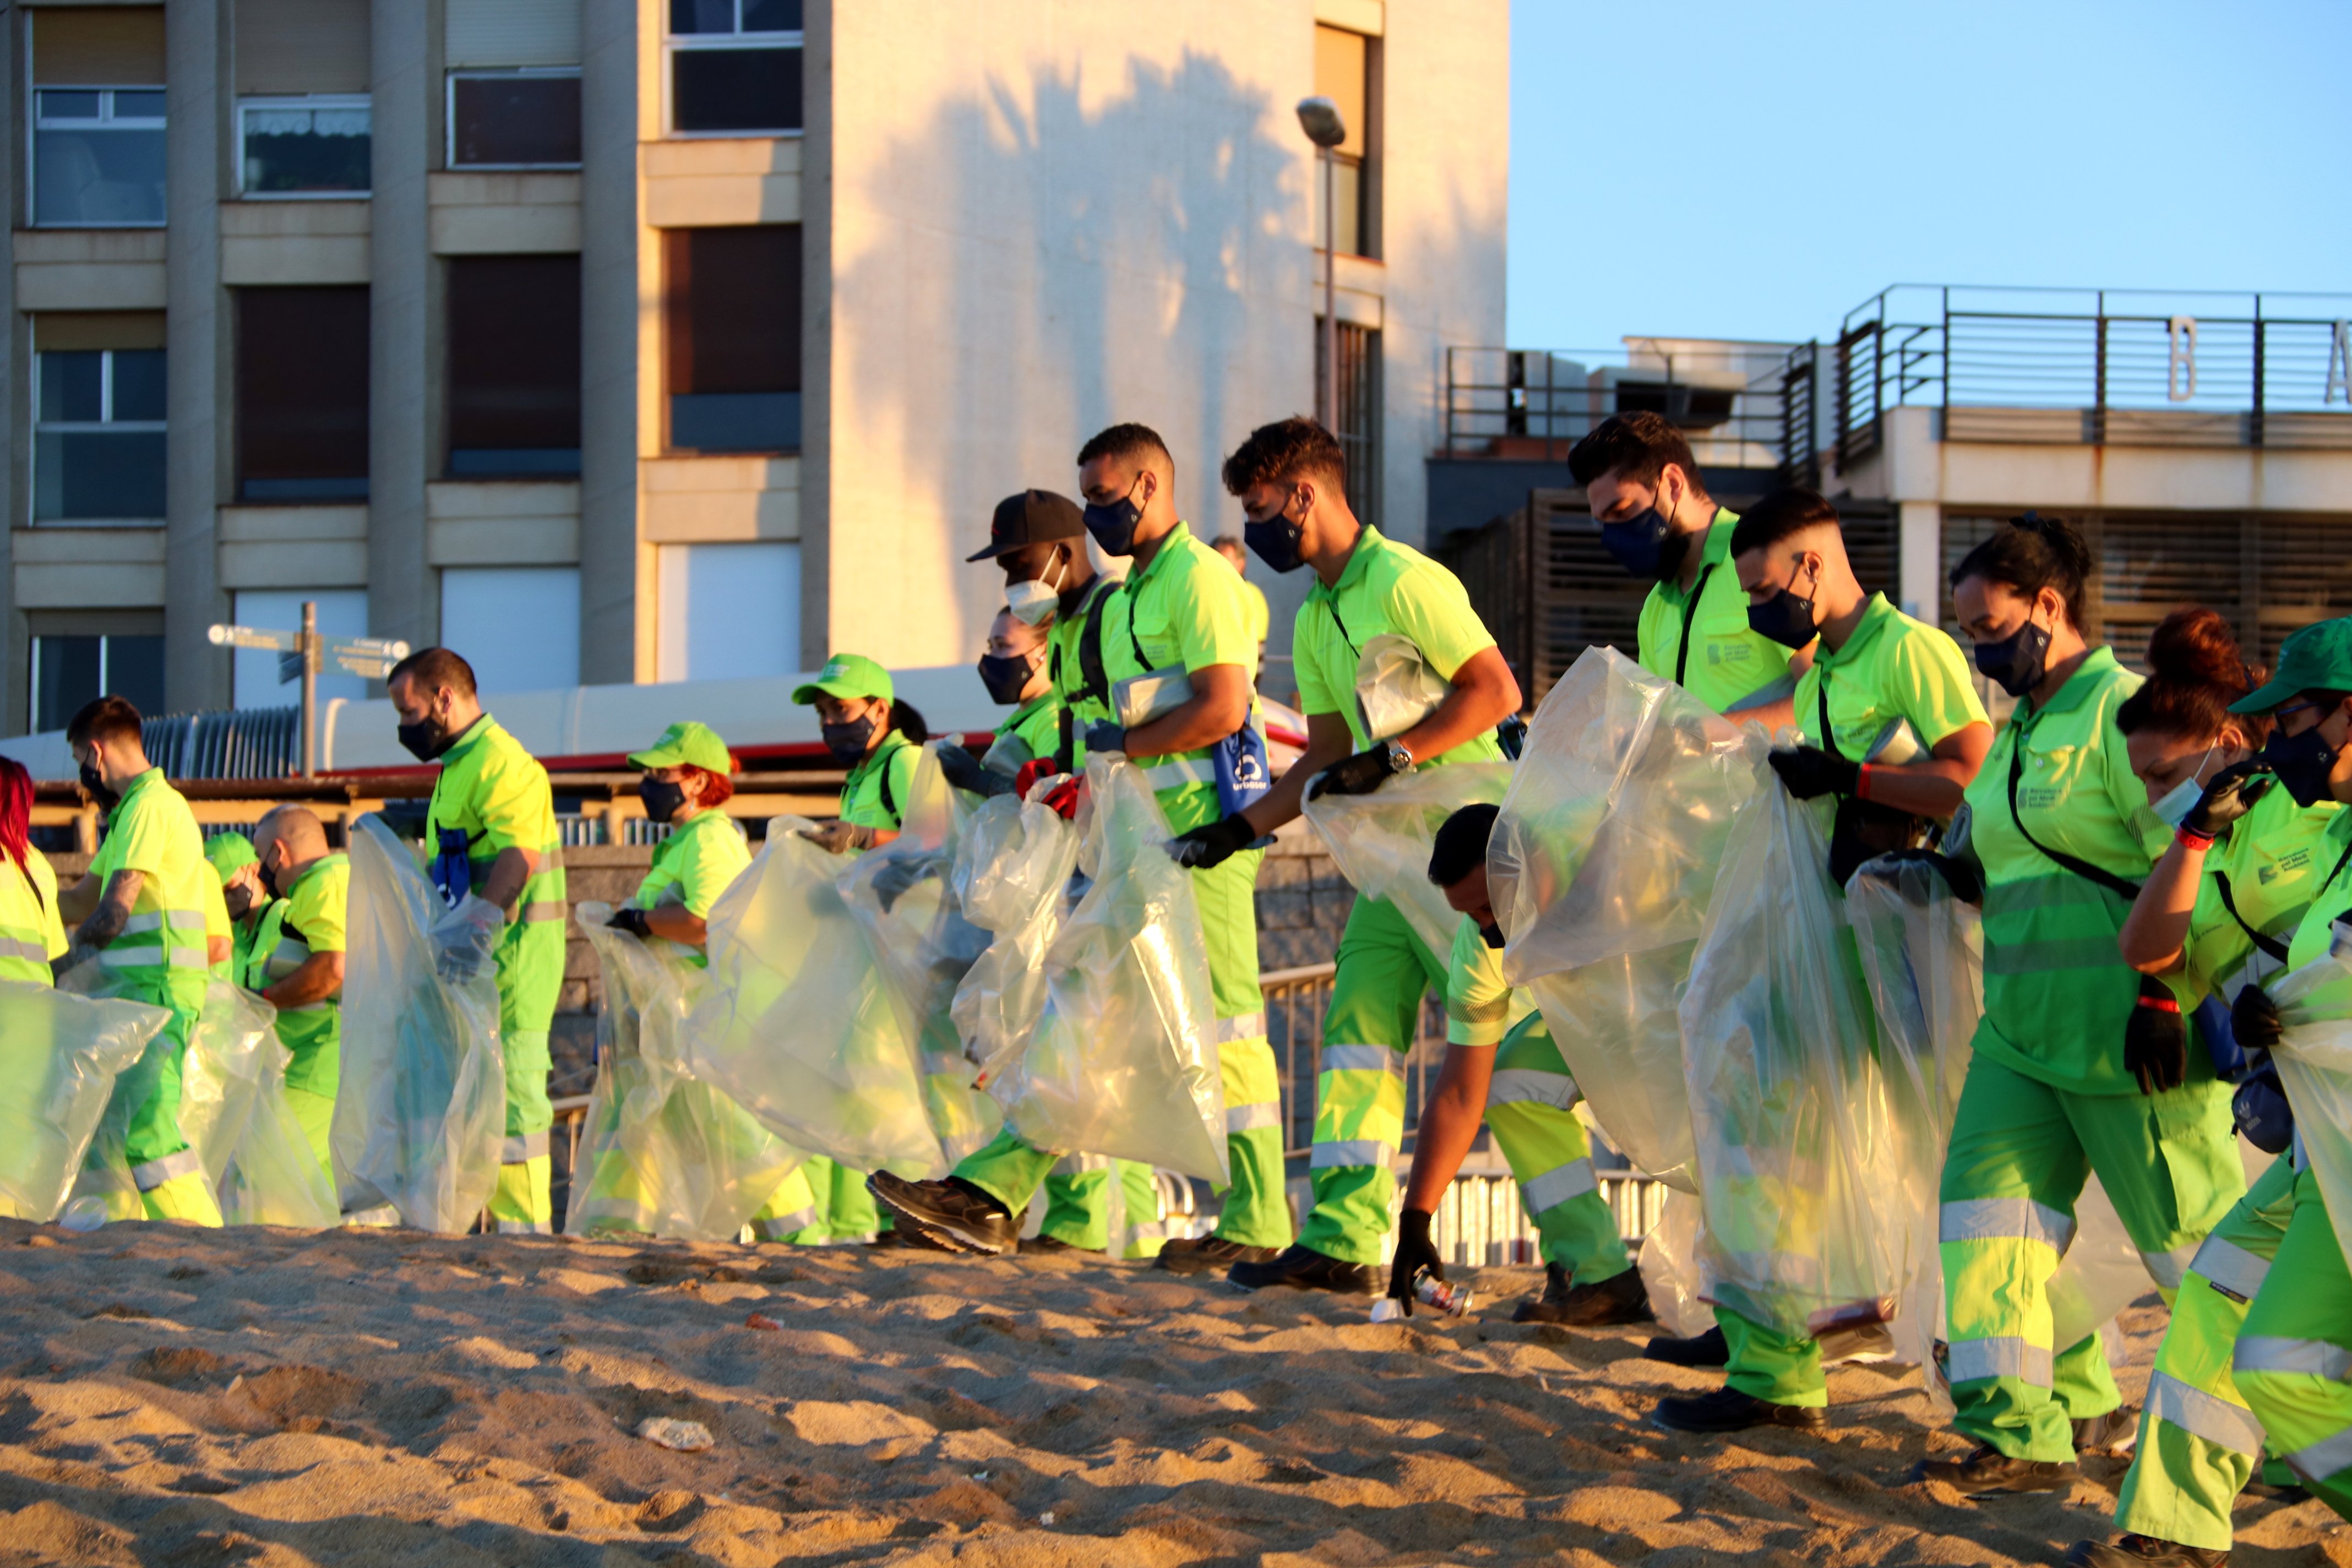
636, 1417, 716, 1452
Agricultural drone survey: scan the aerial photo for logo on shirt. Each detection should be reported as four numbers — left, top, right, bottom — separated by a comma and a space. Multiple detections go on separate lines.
2260, 848, 2312, 885
1706, 644, 1754, 668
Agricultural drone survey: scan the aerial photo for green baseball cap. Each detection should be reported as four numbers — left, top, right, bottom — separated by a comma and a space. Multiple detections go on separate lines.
2233, 618, 2352, 714
791, 652, 894, 706
627, 720, 734, 774
205, 832, 258, 881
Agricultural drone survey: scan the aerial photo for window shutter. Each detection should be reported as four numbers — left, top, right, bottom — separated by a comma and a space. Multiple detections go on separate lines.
35, 312, 167, 352
235, 0, 372, 96
32, 8, 166, 86
447, 0, 584, 68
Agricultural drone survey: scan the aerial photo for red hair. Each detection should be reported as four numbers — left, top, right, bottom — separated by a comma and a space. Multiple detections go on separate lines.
0, 758, 31, 878
681, 762, 735, 809
2116, 607, 2269, 747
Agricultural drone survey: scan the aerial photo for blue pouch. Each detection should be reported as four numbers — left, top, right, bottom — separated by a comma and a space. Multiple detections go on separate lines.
429, 827, 472, 909
1213, 719, 1276, 848
2195, 994, 2253, 1082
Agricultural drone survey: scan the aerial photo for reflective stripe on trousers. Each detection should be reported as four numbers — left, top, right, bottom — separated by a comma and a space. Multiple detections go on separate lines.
129, 1147, 202, 1192
1216, 1012, 1266, 1043
2143, 1242, 2202, 1293
1320, 1043, 1404, 1076
1521, 1157, 1597, 1215
1947, 1337, 2055, 1387
2195, 1233, 2273, 1303
503, 1131, 551, 1163
496, 1217, 552, 1235
2146, 1368, 2267, 1457
750, 1206, 819, 1240
1487, 1068, 1580, 1110
1940, 1196, 2077, 1254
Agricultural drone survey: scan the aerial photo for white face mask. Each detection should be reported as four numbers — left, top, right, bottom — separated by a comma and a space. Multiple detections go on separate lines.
1004, 551, 1068, 627
2151, 744, 2217, 829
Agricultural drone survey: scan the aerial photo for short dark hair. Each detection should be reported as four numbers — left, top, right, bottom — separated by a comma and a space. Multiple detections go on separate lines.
1221, 416, 1346, 497
1729, 487, 1842, 557
888, 700, 929, 745
67, 695, 143, 749
1566, 411, 1708, 501
1426, 803, 1501, 888
1948, 512, 2093, 630
1076, 422, 1173, 475
1209, 534, 1245, 553
386, 646, 478, 700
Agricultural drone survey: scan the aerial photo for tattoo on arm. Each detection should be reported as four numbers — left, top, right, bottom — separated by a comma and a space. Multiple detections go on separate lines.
75, 869, 141, 948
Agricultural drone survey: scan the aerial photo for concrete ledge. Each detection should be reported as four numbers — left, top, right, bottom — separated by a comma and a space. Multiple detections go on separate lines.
14, 229, 168, 311
1315, 0, 1385, 33
13, 527, 167, 564
640, 455, 799, 542
218, 504, 369, 543
643, 137, 801, 228
220, 201, 372, 285
427, 480, 582, 520
429, 172, 584, 254
427, 478, 582, 564
17, 561, 167, 608
220, 539, 369, 590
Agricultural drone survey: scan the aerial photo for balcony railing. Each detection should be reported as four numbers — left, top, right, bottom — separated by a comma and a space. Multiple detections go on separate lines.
1837, 285, 2352, 467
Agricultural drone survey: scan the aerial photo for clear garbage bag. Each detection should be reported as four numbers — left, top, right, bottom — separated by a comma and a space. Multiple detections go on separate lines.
0, 978, 166, 1222
989, 756, 1228, 1183
950, 791, 1082, 1087
178, 978, 338, 1228
567, 902, 804, 1241
685, 819, 946, 1180
839, 743, 1001, 1165
1638, 1186, 1716, 1338
1303, 761, 1512, 959
2263, 948, 2352, 1262
335, 815, 508, 1233
1354, 634, 1456, 745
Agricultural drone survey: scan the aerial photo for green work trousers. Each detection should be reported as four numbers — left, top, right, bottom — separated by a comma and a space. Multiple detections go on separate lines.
286, 1085, 335, 1183
487, 915, 563, 1235
1298, 895, 1447, 1266
1941, 1053, 2244, 1461
951, 1127, 1152, 1251
2236, 1165, 2352, 1521
1485, 1014, 1631, 1283
748, 1163, 826, 1244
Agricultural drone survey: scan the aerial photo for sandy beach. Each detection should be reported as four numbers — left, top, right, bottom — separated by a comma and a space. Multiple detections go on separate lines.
0, 1218, 2337, 1567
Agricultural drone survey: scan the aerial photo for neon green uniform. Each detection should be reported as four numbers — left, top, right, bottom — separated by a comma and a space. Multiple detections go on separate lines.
243, 853, 350, 1178
0, 850, 67, 987
985, 694, 1061, 779
1238, 578, 1270, 678
83, 768, 222, 1224
1941, 647, 2246, 1460
426, 715, 567, 1234
1044, 579, 1121, 773
1294, 525, 1504, 1264
1637, 510, 1796, 713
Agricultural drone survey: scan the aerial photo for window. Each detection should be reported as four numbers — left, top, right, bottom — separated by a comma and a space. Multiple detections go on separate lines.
448, 71, 582, 167
657, 543, 799, 681
1316, 322, 1381, 528
668, 0, 803, 136
441, 568, 579, 695
230, 591, 369, 710
32, 88, 167, 227
1313, 24, 1379, 259
447, 255, 581, 477
35, 347, 166, 525
236, 287, 371, 502
30, 633, 164, 733
238, 96, 372, 197
663, 226, 801, 454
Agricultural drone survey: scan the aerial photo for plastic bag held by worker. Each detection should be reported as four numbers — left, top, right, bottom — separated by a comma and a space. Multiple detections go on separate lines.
1304, 762, 1512, 959
0, 979, 165, 1221
334, 815, 508, 1232
951, 791, 1082, 1086
685, 820, 946, 1180
568, 903, 803, 1241
1490, 647, 1758, 1189
839, 744, 1001, 1164
990, 756, 1229, 1183
2263, 944, 2352, 1262
177, 978, 338, 1227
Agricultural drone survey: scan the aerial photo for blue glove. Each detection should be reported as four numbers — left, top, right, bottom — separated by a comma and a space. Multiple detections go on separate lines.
1085, 720, 1128, 757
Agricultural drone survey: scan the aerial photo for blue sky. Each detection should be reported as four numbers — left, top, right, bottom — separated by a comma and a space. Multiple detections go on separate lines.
1506, 1, 2352, 351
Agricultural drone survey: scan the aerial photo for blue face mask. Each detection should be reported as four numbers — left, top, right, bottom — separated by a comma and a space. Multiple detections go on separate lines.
1598, 504, 1692, 582
1746, 562, 1820, 650
1245, 494, 1307, 574
1973, 615, 2053, 698
2150, 745, 2215, 829
1082, 480, 1145, 557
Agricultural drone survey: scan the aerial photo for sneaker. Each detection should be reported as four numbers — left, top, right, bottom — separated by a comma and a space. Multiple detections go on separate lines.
1227, 1243, 1379, 1295
865, 1228, 907, 1249
865, 1173, 1017, 1256
2062, 1533, 2228, 1567
1153, 1234, 1281, 1276
2072, 1404, 2141, 1456
1020, 1234, 1102, 1257
1910, 1443, 2077, 1496
1649, 1387, 1826, 1434
1514, 1265, 1656, 1327
1643, 1325, 1730, 1367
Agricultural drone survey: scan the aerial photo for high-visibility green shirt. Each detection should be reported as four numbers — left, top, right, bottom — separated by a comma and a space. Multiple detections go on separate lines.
1966, 647, 2173, 1095
1045, 578, 1121, 774
203, 874, 232, 979
986, 693, 1061, 777
0, 851, 66, 986
2176, 788, 2342, 1008
1445, 914, 1535, 1047
245, 853, 349, 1097
426, 715, 568, 922
2283, 810, 2352, 1020
1107, 520, 1264, 796
629, 808, 752, 967
1238, 578, 1271, 671
1292, 524, 1502, 764
839, 734, 920, 831
228, 905, 269, 986
1798, 593, 1989, 763
1636, 511, 1795, 715
86, 768, 213, 978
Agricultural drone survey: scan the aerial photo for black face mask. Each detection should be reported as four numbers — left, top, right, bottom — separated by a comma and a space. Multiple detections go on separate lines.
1082, 481, 1145, 557
78, 761, 118, 810
2261, 721, 2339, 809
822, 715, 879, 766
1973, 616, 2054, 699
398, 716, 455, 762
1746, 564, 1820, 650
1245, 498, 1308, 574
638, 776, 690, 824
977, 652, 1038, 706
1599, 505, 1692, 582
1478, 919, 1506, 950
223, 880, 257, 921
257, 852, 286, 901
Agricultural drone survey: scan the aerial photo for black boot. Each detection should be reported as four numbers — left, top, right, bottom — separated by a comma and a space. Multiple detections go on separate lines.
1226, 1243, 1378, 1295
1910, 1442, 2078, 1496
1642, 1324, 1729, 1367
1650, 1387, 1826, 1434
2063, 1534, 2228, 1567
866, 1173, 1019, 1256
1154, 1235, 1281, 1276
1515, 1265, 1655, 1326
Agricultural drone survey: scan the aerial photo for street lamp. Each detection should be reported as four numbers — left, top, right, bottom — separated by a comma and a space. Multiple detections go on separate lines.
1295, 95, 1347, 434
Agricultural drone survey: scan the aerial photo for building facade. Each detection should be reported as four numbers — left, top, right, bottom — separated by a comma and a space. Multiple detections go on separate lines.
0, 0, 1509, 734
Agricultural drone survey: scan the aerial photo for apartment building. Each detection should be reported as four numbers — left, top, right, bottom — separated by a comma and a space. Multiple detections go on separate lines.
1, 0, 1509, 733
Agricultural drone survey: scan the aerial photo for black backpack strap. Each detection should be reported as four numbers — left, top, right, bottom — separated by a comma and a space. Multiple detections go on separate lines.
1675, 565, 1716, 688
2212, 870, 2291, 964
2004, 723, 2144, 901
1075, 580, 1115, 706
874, 736, 913, 820
1815, 672, 1842, 760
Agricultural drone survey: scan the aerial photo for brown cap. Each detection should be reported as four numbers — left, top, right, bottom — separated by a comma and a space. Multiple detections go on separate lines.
968, 489, 1085, 562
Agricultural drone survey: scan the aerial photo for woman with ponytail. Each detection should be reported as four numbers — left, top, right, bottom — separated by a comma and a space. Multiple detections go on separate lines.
0, 758, 66, 986
1918, 516, 2247, 1498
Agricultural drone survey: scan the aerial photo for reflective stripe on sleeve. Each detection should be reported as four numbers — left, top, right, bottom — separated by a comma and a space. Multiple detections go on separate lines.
129, 1148, 203, 1191
1521, 1158, 1598, 1214
1309, 1138, 1393, 1169
1225, 1101, 1282, 1134
502, 1131, 551, 1163
100, 944, 210, 970
1946, 1336, 2055, 1387
2193, 1233, 2273, 1303
0, 937, 48, 963
1215, 1012, 1267, 1043
1319, 1044, 1404, 1076
121, 909, 208, 935
2145, 1369, 2266, 1457
2236, 1336, 2352, 1382
1487, 1068, 1581, 1110
1939, 1196, 2076, 1253
1141, 758, 1217, 790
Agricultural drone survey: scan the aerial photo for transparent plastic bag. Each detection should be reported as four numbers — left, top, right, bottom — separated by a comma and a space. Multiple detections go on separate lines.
1638, 1186, 1716, 1338
839, 744, 1001, 1165
334, 815, 507, 1232
568, 903, 804, 1240
989, 757, 1228, 1182
178, 978, 338, 1228
1354, 634, 1455, 745
1303, 761, 1512, 959
2264, 950, 2352, 1262
950, 792, 1082, 1086
0, 978, 166, 1221
685, 818, 946, 1180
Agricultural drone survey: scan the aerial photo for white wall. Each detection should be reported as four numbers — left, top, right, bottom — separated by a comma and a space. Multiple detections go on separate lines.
656, 541, 800, 683
441, 566, 581, 694
230, 589, 371, 709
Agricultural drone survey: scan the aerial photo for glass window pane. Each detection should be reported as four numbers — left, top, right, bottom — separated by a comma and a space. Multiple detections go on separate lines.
450, 75, 582, 167
32, 636, 103, 733
35, 127, 168, 225
112, 90, 167, 121
741, 0, 805, 31
672, 46, 802, 133
441, 568, 580, 695
657, 542, 800, 682
39, 352, 104, 422
670, 0, 737, 34
36, 429, 167, 521
243, 107, 372, 194
37, 91, 100, 121
104, 635, 167, 718
110, 350, 166, 422
669, 391, 800, 453
237, 286, 371, 498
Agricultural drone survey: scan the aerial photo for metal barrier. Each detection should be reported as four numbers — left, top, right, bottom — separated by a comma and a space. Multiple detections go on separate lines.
141, 707, 302, 780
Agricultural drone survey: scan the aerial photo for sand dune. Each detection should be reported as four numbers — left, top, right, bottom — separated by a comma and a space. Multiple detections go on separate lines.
0, 1218, 2337, 1566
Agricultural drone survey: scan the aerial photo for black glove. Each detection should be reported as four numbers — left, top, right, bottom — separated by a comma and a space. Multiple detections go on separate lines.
1167, 814, 1257, 870
871, 855, 932, 914
1085, 720, 1128, 757
1307, 745, 1399, 801
2232, 981, 2284, 1053
1868, 847, 1985, 907
2125, 975, 2189, 1096
607, 906, 652, 939
934, 743, 990, 795
2184, 759, 2277, 839
1385, 1207, 1442, 1315
1767, 744, 1861, 801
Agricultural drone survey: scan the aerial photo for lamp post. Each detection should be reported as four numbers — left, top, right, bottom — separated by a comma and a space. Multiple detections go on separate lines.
1295, 96, 1347, 434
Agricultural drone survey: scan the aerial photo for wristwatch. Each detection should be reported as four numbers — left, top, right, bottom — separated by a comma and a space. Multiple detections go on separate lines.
1383, 738, 1414, 774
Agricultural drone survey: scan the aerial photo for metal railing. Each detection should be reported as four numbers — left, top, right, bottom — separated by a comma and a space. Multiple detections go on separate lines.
141, 706, 302, 780
1836, 284, 2352, 465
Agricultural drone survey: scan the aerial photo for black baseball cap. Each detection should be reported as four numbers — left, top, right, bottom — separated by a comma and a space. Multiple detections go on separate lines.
968, 489, 1085, 562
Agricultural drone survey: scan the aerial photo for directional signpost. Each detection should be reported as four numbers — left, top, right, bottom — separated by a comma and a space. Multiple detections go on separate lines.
208, 601, 409, 777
